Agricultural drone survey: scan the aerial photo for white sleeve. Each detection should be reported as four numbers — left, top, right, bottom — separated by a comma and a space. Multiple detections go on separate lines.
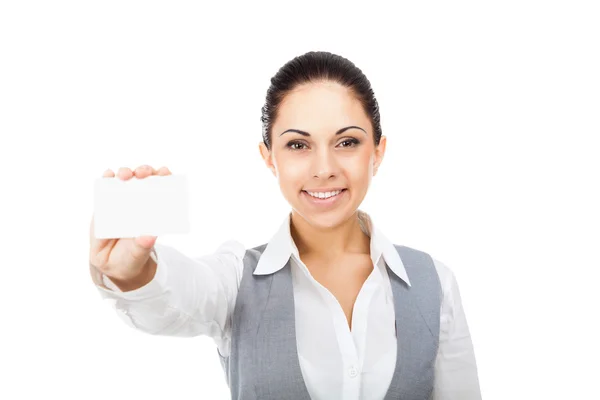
91, 240, 245, 357
431, 259, 482, 400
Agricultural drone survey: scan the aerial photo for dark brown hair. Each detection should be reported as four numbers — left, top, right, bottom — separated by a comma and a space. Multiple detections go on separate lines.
260, 51, 382, 150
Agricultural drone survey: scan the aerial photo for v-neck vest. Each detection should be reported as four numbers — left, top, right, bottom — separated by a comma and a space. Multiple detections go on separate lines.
219, 243, 442, 399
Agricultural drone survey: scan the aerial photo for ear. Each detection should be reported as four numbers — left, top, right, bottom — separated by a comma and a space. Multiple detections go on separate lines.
258, 142, 277, 177
373, 135, 386, 176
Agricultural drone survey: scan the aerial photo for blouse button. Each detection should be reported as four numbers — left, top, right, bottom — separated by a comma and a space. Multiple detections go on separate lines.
349, 366, 359, 378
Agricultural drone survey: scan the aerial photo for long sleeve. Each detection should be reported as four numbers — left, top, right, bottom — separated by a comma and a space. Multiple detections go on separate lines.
91, 240, 246, 357
432, 259, 482, 400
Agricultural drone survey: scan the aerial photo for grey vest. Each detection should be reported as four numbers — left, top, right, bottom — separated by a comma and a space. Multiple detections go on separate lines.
219, 243, 442, 399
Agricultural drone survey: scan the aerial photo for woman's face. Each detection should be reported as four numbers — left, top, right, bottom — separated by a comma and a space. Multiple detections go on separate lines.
259, 81, 386, 230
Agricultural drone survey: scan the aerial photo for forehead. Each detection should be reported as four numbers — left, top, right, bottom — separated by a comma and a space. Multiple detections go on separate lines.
273, 81, 371, 136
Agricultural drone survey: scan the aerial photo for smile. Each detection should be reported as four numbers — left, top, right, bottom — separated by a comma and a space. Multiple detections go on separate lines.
301, 189, 347, 208
305, 189, 344, 199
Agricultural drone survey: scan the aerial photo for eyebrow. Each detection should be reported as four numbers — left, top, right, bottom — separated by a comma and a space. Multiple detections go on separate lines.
279, 126, 367, 137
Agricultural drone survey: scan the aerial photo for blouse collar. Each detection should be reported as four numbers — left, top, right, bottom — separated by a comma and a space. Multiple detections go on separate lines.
253, 209, 411, 286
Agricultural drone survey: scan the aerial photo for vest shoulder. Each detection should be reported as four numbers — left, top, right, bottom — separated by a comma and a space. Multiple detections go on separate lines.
239, 243, 268, 273
392, 243, 433, 259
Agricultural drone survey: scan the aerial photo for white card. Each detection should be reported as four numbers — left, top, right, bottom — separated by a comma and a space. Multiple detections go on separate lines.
94, 174, 190, 239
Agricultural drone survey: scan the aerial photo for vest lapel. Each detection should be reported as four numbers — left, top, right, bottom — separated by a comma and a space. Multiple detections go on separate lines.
254, 258, 312, 399
384, 245, 440, 400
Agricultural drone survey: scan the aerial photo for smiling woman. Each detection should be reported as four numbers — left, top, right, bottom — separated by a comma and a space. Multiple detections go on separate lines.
258, 57, 386, 232
90, 51, 481, 400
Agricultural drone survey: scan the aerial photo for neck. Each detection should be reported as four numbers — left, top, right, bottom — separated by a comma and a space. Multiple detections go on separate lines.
290, 210, 370, 260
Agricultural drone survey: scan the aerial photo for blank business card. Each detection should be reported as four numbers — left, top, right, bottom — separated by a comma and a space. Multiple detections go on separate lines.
94, 174, 190, 239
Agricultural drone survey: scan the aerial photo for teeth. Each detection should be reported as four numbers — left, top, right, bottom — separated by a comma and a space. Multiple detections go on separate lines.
307, 189, 342, 199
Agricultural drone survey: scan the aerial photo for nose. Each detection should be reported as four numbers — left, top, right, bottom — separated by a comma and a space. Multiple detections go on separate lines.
312, 147, 340, 180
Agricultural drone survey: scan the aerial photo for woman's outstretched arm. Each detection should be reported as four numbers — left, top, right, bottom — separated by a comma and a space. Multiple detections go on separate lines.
91, 239, 245, 356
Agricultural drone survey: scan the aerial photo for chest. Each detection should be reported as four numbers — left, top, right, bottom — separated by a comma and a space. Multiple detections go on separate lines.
299, 253, 374, 329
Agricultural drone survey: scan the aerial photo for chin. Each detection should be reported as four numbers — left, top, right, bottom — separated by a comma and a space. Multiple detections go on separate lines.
295, 201, 356, 228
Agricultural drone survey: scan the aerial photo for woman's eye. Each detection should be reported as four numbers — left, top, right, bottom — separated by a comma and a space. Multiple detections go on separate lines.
287, 141, 307, 150
339, 138, 360, 148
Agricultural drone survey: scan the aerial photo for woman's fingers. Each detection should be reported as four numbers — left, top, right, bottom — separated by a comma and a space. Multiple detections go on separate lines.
104, 165, 170, 179
134, 165, 155, 178
156, 166, 171, 176
117, 167, 134, 180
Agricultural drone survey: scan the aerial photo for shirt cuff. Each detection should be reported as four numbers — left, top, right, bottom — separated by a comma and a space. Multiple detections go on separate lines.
94, 245, 168, 301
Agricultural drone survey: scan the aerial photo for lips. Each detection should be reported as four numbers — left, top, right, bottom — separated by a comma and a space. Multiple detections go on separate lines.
301, 188, 347, 208
303, 187, 347, 193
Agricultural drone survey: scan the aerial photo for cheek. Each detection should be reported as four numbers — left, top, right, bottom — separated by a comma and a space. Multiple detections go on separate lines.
344, 152, 373, 182
276, 156, 307, 188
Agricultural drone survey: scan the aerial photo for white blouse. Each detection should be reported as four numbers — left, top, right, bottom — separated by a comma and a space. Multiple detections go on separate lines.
92, 210, 481, 399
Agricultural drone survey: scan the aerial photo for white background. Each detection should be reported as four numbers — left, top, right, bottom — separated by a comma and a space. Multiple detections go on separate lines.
1, 1, 598, 399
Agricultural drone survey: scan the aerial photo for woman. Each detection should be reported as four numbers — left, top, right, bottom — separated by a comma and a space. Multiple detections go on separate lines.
89, 51, 481, 399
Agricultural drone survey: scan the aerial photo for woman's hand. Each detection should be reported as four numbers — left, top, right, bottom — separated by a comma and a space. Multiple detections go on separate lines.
89, 165, 171, 289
